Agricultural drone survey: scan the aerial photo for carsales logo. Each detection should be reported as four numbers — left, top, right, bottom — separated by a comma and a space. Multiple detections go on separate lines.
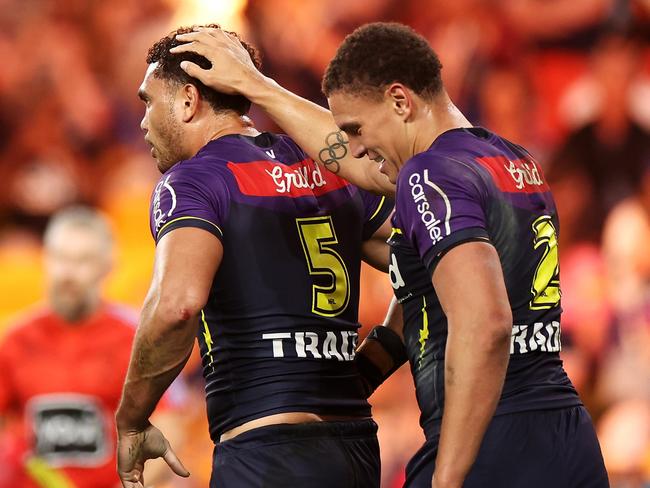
408, 170, 451, 245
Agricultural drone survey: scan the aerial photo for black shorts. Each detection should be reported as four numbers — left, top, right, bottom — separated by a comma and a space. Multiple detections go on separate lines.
211, 419, 380, 488
405, 406, 609, 488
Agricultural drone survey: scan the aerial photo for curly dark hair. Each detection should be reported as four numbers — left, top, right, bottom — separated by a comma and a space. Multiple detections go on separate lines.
322, 22, 443, 100
147, 24, 262, 115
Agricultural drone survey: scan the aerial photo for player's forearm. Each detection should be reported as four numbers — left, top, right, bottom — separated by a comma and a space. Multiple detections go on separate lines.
116, 303, 195, 432
239, 75, 394, 195
382, 297, 404, 334
434, 319, 510, 486
361, 238, 390, 273
355, 299, 406, 396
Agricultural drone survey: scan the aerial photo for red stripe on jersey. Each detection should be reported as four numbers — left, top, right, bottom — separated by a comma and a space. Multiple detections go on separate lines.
227, 159, 349, 197
475, 155, 550, 194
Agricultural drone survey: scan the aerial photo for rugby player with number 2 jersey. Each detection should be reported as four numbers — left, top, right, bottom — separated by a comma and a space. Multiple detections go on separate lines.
174, 22, 609, 488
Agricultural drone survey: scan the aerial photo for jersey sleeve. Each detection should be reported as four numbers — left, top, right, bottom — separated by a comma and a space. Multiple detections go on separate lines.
149, 163, 230, 244
358, 191, 394, 240
396, 154, 490, 275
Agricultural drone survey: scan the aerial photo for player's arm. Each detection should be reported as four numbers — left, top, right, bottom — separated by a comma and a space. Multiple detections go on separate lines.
361, 210, 392, 272
431, 242, 511, 488
115, 227, 222, 487
170, 29, 394, 196
355, 297, 407, 397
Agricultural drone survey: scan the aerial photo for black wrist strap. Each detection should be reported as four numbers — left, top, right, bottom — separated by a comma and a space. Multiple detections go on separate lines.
367, 326, 408, 366
356, 326, 408, 395
355, 354, 384, 396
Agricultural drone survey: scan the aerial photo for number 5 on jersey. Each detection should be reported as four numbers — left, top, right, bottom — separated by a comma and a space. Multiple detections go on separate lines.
296, 216, 350, 317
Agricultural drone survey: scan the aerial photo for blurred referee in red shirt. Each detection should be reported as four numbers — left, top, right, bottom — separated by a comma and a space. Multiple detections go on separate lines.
0, 206, 174, 488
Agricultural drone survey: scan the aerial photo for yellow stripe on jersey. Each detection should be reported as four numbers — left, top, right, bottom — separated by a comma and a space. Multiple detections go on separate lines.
418, 295, 429, 370
159, 216, 223, 238
389, 227, 403, 239
368, 196, 387, 221
201, 310, 216, 371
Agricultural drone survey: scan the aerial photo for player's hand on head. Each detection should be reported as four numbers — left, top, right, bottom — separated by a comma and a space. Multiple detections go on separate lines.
117, 423, 189, 488
171, 27, 261, 96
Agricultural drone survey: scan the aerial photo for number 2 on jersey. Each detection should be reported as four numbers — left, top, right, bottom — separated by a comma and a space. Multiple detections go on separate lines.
530, 215, 561, 310
296, 216, 350, 317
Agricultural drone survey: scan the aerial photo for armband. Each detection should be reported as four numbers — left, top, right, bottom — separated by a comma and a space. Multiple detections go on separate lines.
355, 326, 408, 396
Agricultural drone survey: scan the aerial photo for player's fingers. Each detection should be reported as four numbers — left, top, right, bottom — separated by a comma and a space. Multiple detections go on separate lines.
175, 30, 218, 46
162, 445, 190, 478
174, 31, 244, 59
223, 31, 245, 49
194, 27, 243, 49
195, 26, 222, 37
169, 40, 212, 58
178, 61, 211, 85
120, 475, 144, 488
195, 26, 230, 41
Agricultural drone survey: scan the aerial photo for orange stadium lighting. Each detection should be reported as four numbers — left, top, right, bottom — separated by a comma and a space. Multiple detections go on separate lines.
166, 0, 248, 32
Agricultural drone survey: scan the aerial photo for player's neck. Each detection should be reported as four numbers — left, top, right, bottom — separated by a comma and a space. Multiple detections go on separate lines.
190, 112, 260, 154
411, 92, 473, 156
207, 113, 260, 142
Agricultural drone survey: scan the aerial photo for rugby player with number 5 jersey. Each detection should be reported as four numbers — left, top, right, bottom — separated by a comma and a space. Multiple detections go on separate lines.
115, 25, 394, 488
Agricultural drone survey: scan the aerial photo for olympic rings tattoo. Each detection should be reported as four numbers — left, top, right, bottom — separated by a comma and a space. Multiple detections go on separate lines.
318, 131, 349, 174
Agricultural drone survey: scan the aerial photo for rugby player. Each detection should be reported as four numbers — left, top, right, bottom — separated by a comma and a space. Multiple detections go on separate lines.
172, 23, 609, 488
115, 25, 393, 488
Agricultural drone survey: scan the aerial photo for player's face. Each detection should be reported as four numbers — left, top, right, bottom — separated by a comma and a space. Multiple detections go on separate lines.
44, 225, 111, 322
328, 91, 407, 184
138, 63, 184, 173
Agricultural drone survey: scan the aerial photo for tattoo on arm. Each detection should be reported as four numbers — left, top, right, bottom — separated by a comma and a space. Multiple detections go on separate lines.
135, 338, 156, 372
318, 131, 348, 174
128, 433, 144, 464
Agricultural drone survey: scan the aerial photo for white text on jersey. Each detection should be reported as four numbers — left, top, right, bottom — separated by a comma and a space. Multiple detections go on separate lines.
510, 321, 561, 354
262, 330, 358, 360
266, 162, 327, 194
504, 159, 544, 190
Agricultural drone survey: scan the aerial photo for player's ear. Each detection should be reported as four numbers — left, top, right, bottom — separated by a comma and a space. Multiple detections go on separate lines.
180, 83, 200, 122
385, 83, 412, 121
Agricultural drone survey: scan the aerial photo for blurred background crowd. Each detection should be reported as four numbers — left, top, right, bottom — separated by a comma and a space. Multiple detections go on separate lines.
0, 0, 649, 486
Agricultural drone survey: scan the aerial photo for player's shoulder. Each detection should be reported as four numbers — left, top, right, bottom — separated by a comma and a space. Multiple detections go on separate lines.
221, 132, 309, 168
273, 133, 307, 158
401, 127, 526, 187
151, 151, 232, 207
167, 132, 305, 178
166, 148, 231, 184
398, 147, 483, 190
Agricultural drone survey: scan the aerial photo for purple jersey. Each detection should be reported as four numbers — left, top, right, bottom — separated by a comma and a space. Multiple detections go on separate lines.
389, 127, 580, 439
149, 132, 392, 441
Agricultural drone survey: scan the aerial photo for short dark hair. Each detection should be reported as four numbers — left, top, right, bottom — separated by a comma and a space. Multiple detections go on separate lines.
147, 24, 262, 115
322, 22, 443, 100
